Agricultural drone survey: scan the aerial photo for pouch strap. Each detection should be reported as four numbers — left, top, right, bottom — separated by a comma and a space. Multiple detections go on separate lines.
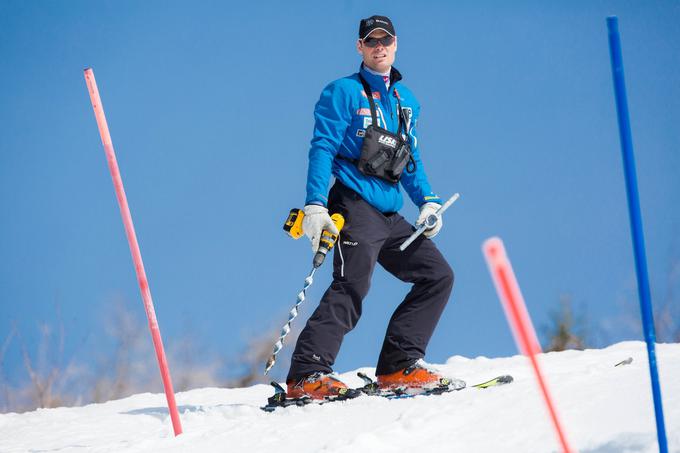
393, 89, 409, 140
358, 74, 379, 129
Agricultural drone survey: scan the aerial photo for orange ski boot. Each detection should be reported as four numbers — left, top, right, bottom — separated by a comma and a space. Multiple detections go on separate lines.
376, 360, 466, 392
286, 372, 354, 400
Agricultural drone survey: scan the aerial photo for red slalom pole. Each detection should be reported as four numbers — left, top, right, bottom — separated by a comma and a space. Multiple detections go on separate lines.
83, 68, 182, 436
483, 237, 574, 453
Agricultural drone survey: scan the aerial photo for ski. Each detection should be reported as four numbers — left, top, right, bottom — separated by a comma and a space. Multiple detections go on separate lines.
471, 374, 514, 389
261, 372, 513, 412
353, 371, 465, 400
261, 382, 362, 412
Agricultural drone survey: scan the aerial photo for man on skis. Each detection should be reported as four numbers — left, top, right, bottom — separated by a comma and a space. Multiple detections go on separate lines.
287, 15, 462, 399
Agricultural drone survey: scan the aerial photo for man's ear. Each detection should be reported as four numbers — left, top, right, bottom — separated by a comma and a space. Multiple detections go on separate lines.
394, 36, 398, 52
356, 39, 363, 55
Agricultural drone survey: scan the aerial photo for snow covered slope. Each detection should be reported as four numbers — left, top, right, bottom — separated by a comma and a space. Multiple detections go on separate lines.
1, 342, 678, 453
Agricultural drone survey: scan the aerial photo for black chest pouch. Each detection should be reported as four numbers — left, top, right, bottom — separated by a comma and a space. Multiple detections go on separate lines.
355, 75, 416, 184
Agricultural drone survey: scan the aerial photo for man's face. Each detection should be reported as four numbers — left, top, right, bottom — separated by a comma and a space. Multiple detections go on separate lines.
357, 30, 397, 73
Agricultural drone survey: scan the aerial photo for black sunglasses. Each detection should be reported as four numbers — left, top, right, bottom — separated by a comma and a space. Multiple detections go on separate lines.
362, 35, 395, 48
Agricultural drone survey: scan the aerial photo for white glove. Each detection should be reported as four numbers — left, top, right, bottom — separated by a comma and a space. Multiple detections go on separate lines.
302, 204, 339, 252
416, 202, 443, 238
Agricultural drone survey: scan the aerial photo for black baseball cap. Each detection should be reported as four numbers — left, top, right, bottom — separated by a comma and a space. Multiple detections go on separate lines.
359, 15, 396, 40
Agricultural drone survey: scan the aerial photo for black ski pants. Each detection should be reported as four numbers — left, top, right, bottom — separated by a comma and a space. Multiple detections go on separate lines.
287, 182, 454, 381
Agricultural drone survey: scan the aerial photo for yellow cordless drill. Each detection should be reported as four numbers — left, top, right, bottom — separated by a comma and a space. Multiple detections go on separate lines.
283, 208, 345, 268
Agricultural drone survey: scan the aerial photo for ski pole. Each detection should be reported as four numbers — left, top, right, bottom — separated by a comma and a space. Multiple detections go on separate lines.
264, 213, 345, 375
83, 68, 182, 436
399, 193, 460, 251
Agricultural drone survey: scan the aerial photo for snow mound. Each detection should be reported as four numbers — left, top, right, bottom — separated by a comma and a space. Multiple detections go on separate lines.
1, 342, 679, 453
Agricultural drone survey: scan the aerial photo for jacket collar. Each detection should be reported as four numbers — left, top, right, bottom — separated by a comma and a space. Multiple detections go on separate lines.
359, 63, 403, 95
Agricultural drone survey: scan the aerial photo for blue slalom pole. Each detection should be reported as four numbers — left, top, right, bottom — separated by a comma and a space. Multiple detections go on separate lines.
606, 16, 668, 453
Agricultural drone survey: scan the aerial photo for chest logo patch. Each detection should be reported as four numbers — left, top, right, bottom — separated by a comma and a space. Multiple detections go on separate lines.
378, 135, 398, 148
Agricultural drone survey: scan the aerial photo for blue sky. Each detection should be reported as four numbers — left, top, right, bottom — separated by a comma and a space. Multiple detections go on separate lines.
1, 1, 679, 387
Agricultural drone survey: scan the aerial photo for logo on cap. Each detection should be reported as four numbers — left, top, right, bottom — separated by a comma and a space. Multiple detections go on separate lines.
359, 15, 395, 39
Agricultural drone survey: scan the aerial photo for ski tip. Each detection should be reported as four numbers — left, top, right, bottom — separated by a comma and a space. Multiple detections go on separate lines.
471, 374, 514, 389
614, 357, 633, 367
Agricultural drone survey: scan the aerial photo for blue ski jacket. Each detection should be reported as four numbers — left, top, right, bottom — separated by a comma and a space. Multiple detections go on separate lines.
305, 64, 441, 213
